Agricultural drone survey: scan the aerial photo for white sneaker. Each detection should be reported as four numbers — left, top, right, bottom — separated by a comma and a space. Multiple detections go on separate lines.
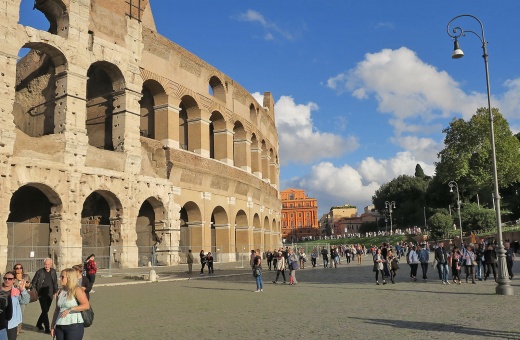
90, 290, 95, 293
254, 290, 260, 292
260, 289, 263, 292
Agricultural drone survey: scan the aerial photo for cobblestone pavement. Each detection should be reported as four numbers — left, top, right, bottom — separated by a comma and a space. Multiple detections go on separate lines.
18, 257, 519, 340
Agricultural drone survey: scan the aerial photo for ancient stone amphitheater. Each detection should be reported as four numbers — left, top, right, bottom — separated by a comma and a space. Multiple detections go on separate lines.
0, 0, 282, 271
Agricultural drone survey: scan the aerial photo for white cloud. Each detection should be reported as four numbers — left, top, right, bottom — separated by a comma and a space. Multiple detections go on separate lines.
283, 152, 435, 215
252, 93, 359, 165
237, 10, 294, 41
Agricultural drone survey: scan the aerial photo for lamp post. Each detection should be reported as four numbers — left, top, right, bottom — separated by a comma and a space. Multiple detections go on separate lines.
384, 201, 396, 234
447, 14, 513, 295
448, 180, 463, 242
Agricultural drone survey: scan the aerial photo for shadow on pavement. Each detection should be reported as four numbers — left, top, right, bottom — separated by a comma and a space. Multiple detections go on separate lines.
349, 317, 520, 339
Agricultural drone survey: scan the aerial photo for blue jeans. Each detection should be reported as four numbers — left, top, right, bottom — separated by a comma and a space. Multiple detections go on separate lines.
255, 274, 263, 290
438, 263, 449, 282
55, 323, 85, 340
476, 261, 484, 279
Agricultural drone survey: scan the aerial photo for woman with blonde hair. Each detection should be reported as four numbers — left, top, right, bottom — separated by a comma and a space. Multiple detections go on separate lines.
50, 268, 90, 340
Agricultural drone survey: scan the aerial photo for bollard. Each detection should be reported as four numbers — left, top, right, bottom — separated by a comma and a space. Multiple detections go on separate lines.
149, 270, 157, 282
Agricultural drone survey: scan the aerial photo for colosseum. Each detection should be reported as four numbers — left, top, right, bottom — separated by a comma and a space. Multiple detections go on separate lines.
0, 0, 282, 272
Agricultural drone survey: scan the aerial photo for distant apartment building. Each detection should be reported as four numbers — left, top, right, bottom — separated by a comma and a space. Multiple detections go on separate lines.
334, 205, 381, 235
281, 189, 319, 242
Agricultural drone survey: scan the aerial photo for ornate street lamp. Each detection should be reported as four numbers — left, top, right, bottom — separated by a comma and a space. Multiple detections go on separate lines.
384, 201, 396, 234
448, 180, 463, 241
447, 14, 513, 295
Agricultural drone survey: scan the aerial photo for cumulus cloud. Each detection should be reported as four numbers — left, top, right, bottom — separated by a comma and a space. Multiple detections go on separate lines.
283, 152, 435, 215
252, 93, 359, 165
237, 9, 294, 41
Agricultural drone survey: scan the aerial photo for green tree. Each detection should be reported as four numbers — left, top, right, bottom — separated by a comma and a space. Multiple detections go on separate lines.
459, 202, 496, 232
428, 211, 453, 240
415, 164, 426, 178
435, 108, 520, 206
372, 174, 430, 227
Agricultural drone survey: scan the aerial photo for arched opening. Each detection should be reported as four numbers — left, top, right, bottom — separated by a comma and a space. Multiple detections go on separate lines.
12, 43, 67, 137
208, 76, 226, 103
253, 213, 262, 249
178, 96, 198, 151
249, 103, 257, 124
251, 133, 260, 175
81, 190, 122, 268
136, 197, 166, 266
235, 209, 249, 261
86, 61, 125, 151
233, 121, 247, 170
19, 0, 69, 37
261, 140, 269, 180
139, 79, 167, 140
209, 111, 226, 161
179, 201, 203, 252
210, 206, 229, 260
7, 184, 62, 271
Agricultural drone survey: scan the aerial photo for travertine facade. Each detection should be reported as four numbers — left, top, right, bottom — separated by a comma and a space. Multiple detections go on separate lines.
0, 0, 281, 271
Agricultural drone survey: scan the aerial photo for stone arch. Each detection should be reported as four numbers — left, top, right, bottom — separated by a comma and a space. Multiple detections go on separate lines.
7, 183, 63, 270
136, 197, 167, 266
252, 213, 262, 250
233, 120, 248, 170
249, 103, 257, 125
178, 95, 199, 151
86, 61, 126, 151
208, 75, 226, 103
209, 110, 226, 160
234, 209, 249, 259
179, 201, 203, 250
261, 140, 269, 181
12, 43, 68, 137
269, 148, 277, 186
19, 0, 69, 37
139, 79, 167, 140
210, 206, 229, 257
251, 133, 260, 176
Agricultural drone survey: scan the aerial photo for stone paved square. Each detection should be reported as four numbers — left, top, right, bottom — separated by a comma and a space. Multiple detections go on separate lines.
17, 258, 519, 340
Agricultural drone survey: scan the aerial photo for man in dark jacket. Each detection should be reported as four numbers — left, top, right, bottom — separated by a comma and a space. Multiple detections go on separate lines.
434, 242, 449, 284
31, 258, 58, 333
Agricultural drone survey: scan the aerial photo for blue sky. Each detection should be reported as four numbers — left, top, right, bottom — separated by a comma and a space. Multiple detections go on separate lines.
19, 1, 520, 216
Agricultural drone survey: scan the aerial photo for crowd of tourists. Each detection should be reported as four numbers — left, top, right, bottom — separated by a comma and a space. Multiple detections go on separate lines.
0, 255, 97, 340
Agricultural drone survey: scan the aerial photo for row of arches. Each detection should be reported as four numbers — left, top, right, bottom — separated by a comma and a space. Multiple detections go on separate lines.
6, 182, 280, 269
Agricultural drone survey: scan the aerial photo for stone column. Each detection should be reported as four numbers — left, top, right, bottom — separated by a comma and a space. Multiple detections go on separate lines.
262, 153, 271, 183
233, 134, 251, 172
270, 159, 278, 189
188, 114, 210, 158
154, 103, 180, 149
251, 144, 262, 178
212, 126, 234, 165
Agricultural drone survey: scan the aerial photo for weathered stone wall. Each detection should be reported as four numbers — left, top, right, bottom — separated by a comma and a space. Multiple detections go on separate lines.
0, 0, 281, 272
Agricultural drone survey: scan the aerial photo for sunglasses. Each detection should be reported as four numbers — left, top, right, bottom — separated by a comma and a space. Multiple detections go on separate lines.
3, 277, 14, 281
14, 267, 23, 270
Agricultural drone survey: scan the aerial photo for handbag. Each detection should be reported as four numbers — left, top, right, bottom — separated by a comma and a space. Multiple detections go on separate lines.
75, 297, 94, 327
28, 289, 38, 303
471, 260, 477, 266
252, 268, 261, 278
372, 262, 378, 272
81, 305, 94, 327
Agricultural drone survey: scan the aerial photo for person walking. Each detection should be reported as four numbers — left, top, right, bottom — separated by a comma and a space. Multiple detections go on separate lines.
387, 250, 399, 284
71, 265, 92, 301
50, 268, 90, 339
12, 264, 30, 335
298, 249, 307, 269
373, 248, 386, 285
206, 252, 214, 274
266, 250, 273, 271
84, 255, 97, 292
321, 247, 329, 269
0, 283, 13, 340
31, 258, 58, 333
475, 243, 485, 281
418, 244, 430, 281
505, 242, 515, 280
187, 249, 194, 274
450, 246, 462, 284
272, 252, 287, 284
484, 244, 497, 281
464, 245, 477, 284
252, 250, 263, 292
357, 245, 363, 265
199, 250, 206, 275
408, 246, 419, 281
287, 248, 298, 285
435, 242, 449, 284
2, 271, 30, 340
310, 248, 318, 268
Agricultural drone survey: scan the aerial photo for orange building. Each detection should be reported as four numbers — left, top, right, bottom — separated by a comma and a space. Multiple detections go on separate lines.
280, 189, 319, 242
